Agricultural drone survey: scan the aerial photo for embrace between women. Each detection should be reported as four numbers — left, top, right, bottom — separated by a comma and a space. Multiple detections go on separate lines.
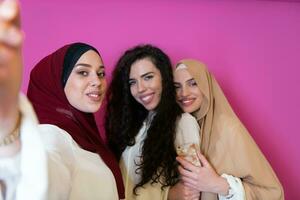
0, 1, 283, 199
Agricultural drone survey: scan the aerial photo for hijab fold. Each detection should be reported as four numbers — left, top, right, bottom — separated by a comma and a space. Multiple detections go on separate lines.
27, 43, 124, 198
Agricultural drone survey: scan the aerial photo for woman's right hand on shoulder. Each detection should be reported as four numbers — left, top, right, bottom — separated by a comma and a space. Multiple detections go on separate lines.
168, 181, 200, 200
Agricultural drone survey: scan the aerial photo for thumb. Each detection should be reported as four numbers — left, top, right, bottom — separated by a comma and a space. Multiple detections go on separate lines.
0, 0, 20, 27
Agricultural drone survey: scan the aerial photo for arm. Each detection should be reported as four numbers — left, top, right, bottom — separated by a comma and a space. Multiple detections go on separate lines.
0, 0, 23, 157
169, 113, 201, 200
168, 181, 200, 200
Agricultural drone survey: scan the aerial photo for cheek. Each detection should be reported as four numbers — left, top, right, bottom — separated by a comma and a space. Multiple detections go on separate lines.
130, 86, 136, 97
175, 92, 180, 100
195, 94, 203, 107
101, 79, 107, 91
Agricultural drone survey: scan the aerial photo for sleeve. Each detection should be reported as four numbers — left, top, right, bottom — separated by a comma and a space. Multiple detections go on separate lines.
175, 113, 200, 147
218, 174, 245, 200
175, 113, 202, 167
216, 120, 284, 200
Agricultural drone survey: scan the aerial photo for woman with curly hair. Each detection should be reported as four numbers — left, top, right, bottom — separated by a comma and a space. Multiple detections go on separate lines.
105, 45, 200, 199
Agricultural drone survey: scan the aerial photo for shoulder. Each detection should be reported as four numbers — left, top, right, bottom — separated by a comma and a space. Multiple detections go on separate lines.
37, 124, 79, 150
177, 113, 199, 129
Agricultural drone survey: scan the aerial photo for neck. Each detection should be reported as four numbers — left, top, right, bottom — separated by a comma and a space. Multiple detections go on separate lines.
0, 101, 21, 157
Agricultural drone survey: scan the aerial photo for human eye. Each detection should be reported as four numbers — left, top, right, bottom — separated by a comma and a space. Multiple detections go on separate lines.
97, 71, 106, 78
174, 83, 181, 90
77, 71, 88, 76
144, 74, 154, 81
128, 79, 136, 86
188, 79, 197, 87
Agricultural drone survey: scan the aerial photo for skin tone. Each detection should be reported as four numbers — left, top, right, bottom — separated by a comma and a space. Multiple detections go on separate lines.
64, 50, 107, 113
129, 58, 162, 111
168, 181, 200, 200
174, 68, 229, 196
0, 0, 22, 157
173, 68, 203, 114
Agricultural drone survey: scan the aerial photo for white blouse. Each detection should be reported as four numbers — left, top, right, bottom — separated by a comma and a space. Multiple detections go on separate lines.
121, 113, 200, 199
0, 94, 119, 200
0, 153, 21, 200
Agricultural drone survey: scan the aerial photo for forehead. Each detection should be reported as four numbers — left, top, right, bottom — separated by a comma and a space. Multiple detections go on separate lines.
174, 69, 193, 82
129, 58, 159, 77
75, 50, 103, 66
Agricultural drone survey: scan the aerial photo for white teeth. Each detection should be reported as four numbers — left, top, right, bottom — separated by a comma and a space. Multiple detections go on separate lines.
142, 95, 152, 102
181, 99, 194, 105
183, 99, 192, 103
88, 94, 99, 98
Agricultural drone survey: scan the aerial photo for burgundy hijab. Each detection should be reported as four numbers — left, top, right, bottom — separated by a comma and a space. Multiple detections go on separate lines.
27, 43, 124, 198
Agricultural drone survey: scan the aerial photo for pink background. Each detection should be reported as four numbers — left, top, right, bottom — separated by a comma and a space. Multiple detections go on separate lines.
20, 0, 300, 199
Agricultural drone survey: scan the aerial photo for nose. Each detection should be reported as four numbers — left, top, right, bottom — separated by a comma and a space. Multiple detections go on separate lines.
90, 74, 101, 87
180, 86, 189, 97
137, 81, 146, 93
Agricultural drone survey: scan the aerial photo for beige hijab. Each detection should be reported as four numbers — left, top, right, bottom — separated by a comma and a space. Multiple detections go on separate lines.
176, 59, 284, 200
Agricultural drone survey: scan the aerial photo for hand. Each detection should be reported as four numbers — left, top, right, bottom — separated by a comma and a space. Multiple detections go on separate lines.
168, 181, 200, 200
0, 0, 22, 81
176, 150, 229, 196
0, 0, 22, 149
0, 0, 22, 104
0, 0, 21, 46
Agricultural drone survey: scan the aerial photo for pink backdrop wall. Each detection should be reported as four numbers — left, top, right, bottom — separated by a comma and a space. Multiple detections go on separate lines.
20, 0, 300, 199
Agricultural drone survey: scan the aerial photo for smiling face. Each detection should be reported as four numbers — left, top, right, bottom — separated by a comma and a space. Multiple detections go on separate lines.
174, 68, 203, 113
64, 50, 106, 113
129, 58, 162, 111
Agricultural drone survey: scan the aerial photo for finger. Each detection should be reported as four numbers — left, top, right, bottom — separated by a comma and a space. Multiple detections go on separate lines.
181, 175, 198, 186
0, 22, 22, 47
177, 156, 199, 172
196, 150, 211, 168
0, 0, 19, 21
182, 182, 200, 192
178, 165, 198, 180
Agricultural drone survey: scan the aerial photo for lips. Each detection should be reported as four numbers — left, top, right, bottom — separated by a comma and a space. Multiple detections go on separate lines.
86, 91, 102, 102
139, 93, 154, 105
179, 98, 195, 107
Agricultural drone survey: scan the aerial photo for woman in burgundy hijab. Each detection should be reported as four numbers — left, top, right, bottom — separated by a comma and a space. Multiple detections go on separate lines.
27, 42, 124, 199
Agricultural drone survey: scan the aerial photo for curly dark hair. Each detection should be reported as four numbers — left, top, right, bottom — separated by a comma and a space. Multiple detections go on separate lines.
105, 44, 182, 193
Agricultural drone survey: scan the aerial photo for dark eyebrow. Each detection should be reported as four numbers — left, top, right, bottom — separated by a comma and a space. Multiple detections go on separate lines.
129, 72, 154, 82
141, 72, 154, 78
75, 63, 104, 69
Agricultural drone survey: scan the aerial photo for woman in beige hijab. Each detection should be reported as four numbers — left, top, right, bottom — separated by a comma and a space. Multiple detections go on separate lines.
173, 59, 284, 200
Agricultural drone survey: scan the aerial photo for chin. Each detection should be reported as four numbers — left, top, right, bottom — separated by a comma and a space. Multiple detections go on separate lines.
181, 107, 193, 114
84, 104, 101, 113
